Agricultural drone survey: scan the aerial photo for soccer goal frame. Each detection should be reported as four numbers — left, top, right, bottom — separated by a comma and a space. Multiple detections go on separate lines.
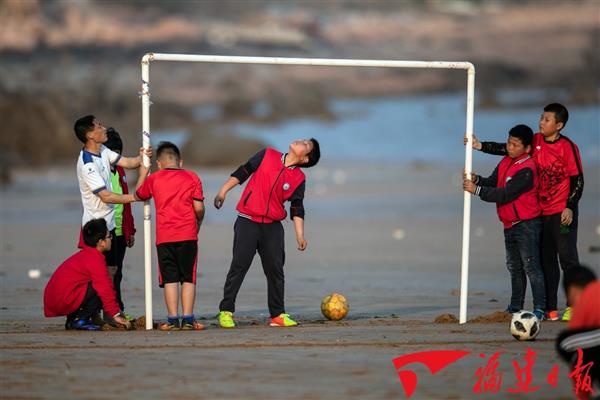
140, 53, 476, 330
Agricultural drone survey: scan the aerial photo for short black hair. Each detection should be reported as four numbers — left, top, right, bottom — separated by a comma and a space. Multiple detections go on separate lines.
105, 127, 123, 153
303, 138, 320, 168
563, 265, 597, 293
544, 103, 569, 128
508, 124, 534, 147
82, 218, 109, 248
74, 115, 96, 144
156, 141, 181, 161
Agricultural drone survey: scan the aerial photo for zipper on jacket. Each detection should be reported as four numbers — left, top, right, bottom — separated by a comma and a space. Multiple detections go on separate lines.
263, 167, 285, 223
243, 190, 252, 206
513, 204, 520, 221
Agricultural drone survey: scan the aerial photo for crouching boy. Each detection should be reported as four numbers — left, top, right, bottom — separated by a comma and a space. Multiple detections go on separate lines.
464, 125, 545, 320
44, 219, 131, 330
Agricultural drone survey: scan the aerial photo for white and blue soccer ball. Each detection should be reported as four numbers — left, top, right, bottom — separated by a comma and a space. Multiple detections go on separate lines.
510, 311, 541, 341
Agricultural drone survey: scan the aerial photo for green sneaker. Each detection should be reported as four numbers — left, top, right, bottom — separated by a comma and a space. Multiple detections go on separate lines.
561, 307, 572, 321
219, 311, 235, 328
269, 313, 298, 327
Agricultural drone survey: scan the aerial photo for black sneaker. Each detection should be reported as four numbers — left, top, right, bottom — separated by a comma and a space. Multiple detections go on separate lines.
66, 319, 101, 331
91, 312, 105, 326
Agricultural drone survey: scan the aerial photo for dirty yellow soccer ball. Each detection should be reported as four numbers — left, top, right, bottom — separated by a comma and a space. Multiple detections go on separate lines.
321, 293, 349, 321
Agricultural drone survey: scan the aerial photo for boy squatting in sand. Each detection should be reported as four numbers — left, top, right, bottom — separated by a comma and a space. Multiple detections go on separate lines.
214, 139, 321, 328
44, 219, 132, 330
464, 125, 545, 321
134, 142, 205, 331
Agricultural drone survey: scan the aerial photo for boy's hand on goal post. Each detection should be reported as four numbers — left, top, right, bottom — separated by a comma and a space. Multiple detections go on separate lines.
463, 169, 477, 182
464, 134, 482, 150
463, 178, 477, 194
139, 145, 153, 160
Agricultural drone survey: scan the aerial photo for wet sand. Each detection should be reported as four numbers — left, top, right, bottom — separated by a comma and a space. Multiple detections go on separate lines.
1, 161, 598, 399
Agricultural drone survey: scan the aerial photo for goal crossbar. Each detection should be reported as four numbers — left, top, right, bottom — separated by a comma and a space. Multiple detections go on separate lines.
140, 53, 476, 329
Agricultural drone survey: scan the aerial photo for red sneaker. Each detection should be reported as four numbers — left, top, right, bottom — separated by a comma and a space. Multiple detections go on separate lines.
181, 320, 204, 330
546, 310, 559, 321
269, 313, 298, 327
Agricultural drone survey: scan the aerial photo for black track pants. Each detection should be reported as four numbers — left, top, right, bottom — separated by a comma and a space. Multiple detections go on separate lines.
541, 209, 580, 311
219, 217, 285, 318
67, 282, 102, 322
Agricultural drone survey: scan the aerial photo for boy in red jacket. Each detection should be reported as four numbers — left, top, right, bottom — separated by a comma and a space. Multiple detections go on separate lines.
464, 125, 545, 321
44, 219, 131, 330
104, 128, 136, 317
214, 139, 320, 328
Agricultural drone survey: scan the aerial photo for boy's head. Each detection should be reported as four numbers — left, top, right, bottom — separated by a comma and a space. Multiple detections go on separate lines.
563, 265, 597, 308
74, 115, 107, 145
539, 103, 568, 137
156, 141, 182, 169
506, 124, 533, 158
82, 218, 112, 252
104, 128, 123, 155
289, 138, 320, 168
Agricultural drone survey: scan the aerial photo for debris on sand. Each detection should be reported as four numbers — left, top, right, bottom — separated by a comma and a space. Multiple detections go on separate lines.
468, 311, 512, 323
434, 314, 459, 324
101, 323, 130, 331
135, 316, 146, 330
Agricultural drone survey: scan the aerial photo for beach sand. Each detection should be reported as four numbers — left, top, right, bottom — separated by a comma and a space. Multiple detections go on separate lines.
1, 161, 598, 399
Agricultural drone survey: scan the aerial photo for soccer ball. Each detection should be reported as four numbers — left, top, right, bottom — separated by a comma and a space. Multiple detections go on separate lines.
321, 293, 349, 321
510, 311, 541, 341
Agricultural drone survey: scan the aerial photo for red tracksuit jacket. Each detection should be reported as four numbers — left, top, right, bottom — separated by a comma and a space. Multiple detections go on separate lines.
43, 246, 120, 318
496, 154, 541, 228
236, 148, 305, 223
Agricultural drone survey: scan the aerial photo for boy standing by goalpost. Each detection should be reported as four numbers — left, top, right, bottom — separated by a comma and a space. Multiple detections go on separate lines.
214, 139, 320, 328
464, 125, 545, 321
104, 128, 137, 318
74, 115, 150, 312
135, 142, 205, 331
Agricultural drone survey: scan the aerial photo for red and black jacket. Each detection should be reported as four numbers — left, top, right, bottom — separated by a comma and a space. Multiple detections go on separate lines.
474, 154, 541, 229
44, 246, 120, 318
233, 148, 306, 223
481, 135, 584, 213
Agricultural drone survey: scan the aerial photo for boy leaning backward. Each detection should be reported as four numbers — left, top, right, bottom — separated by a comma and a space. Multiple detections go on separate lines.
214, 139, 321, 328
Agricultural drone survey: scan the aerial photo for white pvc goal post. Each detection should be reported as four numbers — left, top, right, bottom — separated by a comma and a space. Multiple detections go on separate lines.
140, 53, 476, 330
